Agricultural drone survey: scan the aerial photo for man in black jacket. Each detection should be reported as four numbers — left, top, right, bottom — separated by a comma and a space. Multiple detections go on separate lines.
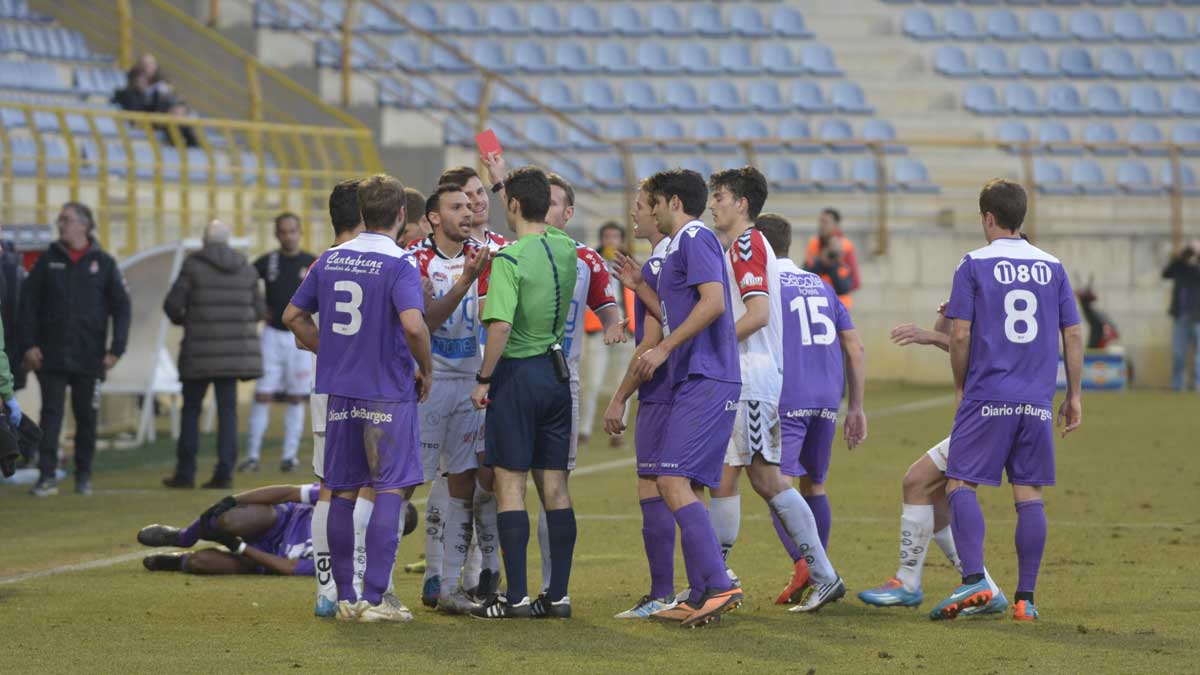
20, 202, 131, 497
1164, 239, 1200, 391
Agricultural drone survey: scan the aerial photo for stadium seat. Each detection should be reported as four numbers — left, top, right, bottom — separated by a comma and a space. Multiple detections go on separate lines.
1029, 11, 1070, 41
547, 159, 590, 190
1039, 120, 1081, 154
1010, 83, 1050, 115
895, 158, 939, 193
1034, 158, 1075, 194
582, 80, 621, 112
679, 43, 719, 75
665, 80, 707, 112
554, 43, 594, 74
1018, 45, 1057, 78
1153, 10, 1189, 41
444, 3, 484, 34
810, 157, 854, 192
902, 9, 942, 39
819, 118, 864, 152
1160, 163, 1200, 196
1143, 48, 1184, 79
831, 82, 874, 114
965, 83, 1004, 114
977, 46, 1016, 77
679, 157, 715, 179
652, 118, 691, 152
637, 42, 679, 74
1087, 84, 1127, 115
736, 118, 777, 152
529, 5, 568, 35
689, 4, 729, 38
772, 6, 814, 38
470, 41, 511, 73
1130, 85, 1169, 116
1083, 122, 1126, 155
536, 79, 581, 112
802, 44, 843, 76
695, 118, 735, 151
1112, 11, 1153, 41
986, 9, 1027, 40
1171, 86, 1200, 116
944, 9, 983, 39
523, 116, 566, 150
748, 80, 789, 113
1184, 48, 1200, 78
1116, 160, 1160, 194
406, 3, 439, 32
1072, 159, 1116, 194
567, 4, 609, 36
485, 4, 526, 36
764, 157, 807, 192
935, 45, 976, 77
430, 44, 471, 72
850, 157, 893, 192
780, 118, 821, 152
707, 80, 744, 112
592, 156, 625, 190
623, 80, 665, 113
1129, 120, 1167, 155
596, 42, 637, 74
996, 120, 1032, 151
649, 4, 689, 37
791, 81, 833, 113
719, 43, 757, 75
762, 44, 804, 76
451, 79, 482, 107
567, 118, 605, 150
492, 83, 535, 112
389, 39, 427, 72
731, 6, 771, 37
863, 119, 904, 153
609, 118, 652, 152
1099, 47, 1139, 78
611, 4, 650, 36
1060, 47, 1098, 78
1172, 124, 1200, 156
1069, 10, 1109, 41
514, 42, 552, 73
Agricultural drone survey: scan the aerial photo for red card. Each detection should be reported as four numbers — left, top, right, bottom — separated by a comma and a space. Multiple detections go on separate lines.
475, 129, 503, 158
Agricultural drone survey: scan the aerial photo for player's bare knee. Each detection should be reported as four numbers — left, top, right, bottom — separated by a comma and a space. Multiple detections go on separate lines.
447, 471, 476, 499
798, 477, 825, 497
1011, 484, 1043, 503
636, 476, 659, 501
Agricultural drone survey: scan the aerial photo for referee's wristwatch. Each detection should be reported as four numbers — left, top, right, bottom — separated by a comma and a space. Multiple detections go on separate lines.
475, 371, 492, 385
491, 180, 504, 194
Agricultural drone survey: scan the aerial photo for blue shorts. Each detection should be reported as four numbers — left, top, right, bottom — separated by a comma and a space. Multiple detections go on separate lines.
634, 400, 671, 476
484, 354, 572, 472
780, 408, 839, 483
323, 395, 422, 491
946, 399, 1056, 487
658, 377, 741, 488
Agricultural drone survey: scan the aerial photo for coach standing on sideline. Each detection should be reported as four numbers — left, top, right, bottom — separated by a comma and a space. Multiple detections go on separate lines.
470, 166, 578, 619
21, 202, 131, 497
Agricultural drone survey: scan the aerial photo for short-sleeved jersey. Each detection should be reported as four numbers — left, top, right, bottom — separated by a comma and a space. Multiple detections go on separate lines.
637, 236, 672, 403
409, 236, 491, 375
658, 220, 741, 387
481, 227, 578, 359
777, 258, 854, 410
290, 231, 425, 401
472, 229, 508, 252
945, 237, 1081, 406
564, 241, 618, 364
255, 249, 317, 330
725, 227, 784, 402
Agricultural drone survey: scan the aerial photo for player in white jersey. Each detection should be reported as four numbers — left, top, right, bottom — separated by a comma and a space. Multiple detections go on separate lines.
408, 184, 492, 615
440, 165, 508, 251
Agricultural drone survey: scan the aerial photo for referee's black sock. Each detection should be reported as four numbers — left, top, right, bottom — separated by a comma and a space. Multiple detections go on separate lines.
497, 510, 530, 604
545, 507, 577, 602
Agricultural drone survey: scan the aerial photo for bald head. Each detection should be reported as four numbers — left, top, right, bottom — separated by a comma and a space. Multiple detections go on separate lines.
204, 219, 231, 244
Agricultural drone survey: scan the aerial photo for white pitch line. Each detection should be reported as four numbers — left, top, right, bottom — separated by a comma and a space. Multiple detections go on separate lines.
0, 548, 174, 586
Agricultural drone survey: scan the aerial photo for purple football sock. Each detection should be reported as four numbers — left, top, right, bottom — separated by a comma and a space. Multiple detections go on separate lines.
804, 494, 831, 552
362, 492, 403, 605
176, 517, 205, 548
948, 487, 986, 581
640, 497, 676, 600
770, 508, 803, 563
328, 496, 357, 602
674, 501, 732, 603
1014, 500, 1046, 595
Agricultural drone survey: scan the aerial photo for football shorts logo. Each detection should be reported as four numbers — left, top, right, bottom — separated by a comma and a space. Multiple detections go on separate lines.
725, 400, 738, 411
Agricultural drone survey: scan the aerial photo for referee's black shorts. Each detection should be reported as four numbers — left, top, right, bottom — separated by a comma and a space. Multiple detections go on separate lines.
484, 353, 572, 471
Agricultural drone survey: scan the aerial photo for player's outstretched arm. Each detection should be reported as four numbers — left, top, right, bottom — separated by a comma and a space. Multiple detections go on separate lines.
604, 319, 662, 435
634, 281, 724, 381
1058, 323, 1084, 437
840, 328, 868, 449
228, 484, 307, 506
949, 318, 972, 404
425, 248, 491, 332
596, 304, 628, 345
283, 303, 319, 353
400, 307, 433, 403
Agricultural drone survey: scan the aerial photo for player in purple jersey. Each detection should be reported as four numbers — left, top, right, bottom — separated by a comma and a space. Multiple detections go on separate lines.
754, 213, 866, 613
625, 169, 743, 628
285, 174, 433, 624
931, 180, 1084, 622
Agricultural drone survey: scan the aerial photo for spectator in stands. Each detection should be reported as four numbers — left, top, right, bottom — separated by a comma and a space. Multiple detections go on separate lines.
805, 208, 861, 309
112, 52, 198, 147
162, 220, 264, 490
399, 187, 430, 246
1163, 239, 1200, 391
805, 234, 854, 301
21, 202, 131, 497
578, 221, 632, 447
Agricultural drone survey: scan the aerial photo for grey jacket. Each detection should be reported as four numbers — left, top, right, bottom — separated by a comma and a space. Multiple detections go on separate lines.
164, 242, 265, 381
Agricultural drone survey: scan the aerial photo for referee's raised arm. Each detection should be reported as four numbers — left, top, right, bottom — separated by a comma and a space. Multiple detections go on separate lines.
468, 166, 580, 620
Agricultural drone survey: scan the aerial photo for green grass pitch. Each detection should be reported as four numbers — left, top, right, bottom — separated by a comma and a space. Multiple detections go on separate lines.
1, 383, 1196, 673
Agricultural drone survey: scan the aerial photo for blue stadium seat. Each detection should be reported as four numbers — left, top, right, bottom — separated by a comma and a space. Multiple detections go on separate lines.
593, 157, 625, 190
1029, 11, 1070, 41
736, 118, 777, 152
780, 118, 821, 152
902, 9, 942, 39
582, 80, 621, 112
863, 119, 904, 153
529, 5, 568, 36
965, 83, 1005, 114
695, 118, 734, 151
567, 4, 609, 36
731, 5, 771, 37
554, 43, 594, 74
764, 157, 808, 193
637, 42, 679, 74
1010, 83, 1049, 115
1112, 11, 1153, 41
772, 6, 814, 38
944, 9, 983, 39
1160, 163, 1200, 196
850, 157, 892, 192
444, 3, 484, 34
485, 4, 526, 36
390, 39, 427, 72
819, 118, 864, 152
762, 44, 804, 75
524, 117, 566, 150
1083, 121, 1126, 155
611, 4, 651, 36
567, 118, 605, 150
1116, 160, 1160, 194
1172, 124, 1200, 155
1069, 10, 1109, 41
1100, 46, 1139, 78
1018, 45, 1057, 78
665, 80, 707, 112
1153, 10, 1189, 41
831, 82, 875, 114
1172, 86, 1200, 116
651, 118, 691, 152
1129, 120, 1166, 155
935, 45, 976, 77
1087, 84, 1127, 115
649, 4, 689, 37
719, 43, 757, 74
470, 41, 511, 73
377, 77, 409, 107
1072, 159, 1116, 194
430, 44, 471, 72
1143, 47, 1184, 79
748, 80, 789, 113
1034, 158, 1075, 194
357, 4, 406, 33
1131, 85, 1169, 116
809, 157, 854, 192
679, 157, 715, 179
609, 118, 651, 151
1047, 83, 1085, 115
436, 114, 471, 144
492, 83, 535, 112
547, 159, 590, 190
689, 4, 729, 37
1039, 120, 1081, 154
987, 9, 1027, 40
514, 42, 552, 73
406, 3, 439, 31
1060, 47, 1098, 78
635, 156, 669, 179
997, 120, 1032, 151
802, 44, 843, 76
791, 81, 833, 113
707, 80, 744, 112
679, 43, 719, 75
596, 42, 637, 74
895, 158, 939, 193
1185, 48, 1200, 78
536, 79, 581, 112
623, 80, 665, 113
977, 45, 1017, 77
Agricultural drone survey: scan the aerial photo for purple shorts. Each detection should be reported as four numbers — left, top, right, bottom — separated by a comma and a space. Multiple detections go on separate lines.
780, 408, 839, 482
247, 503, 315, 576
323, 395, 422, 491
946, 399, 1056, 487
658, 378, 741, 487
634, 400, 671, 476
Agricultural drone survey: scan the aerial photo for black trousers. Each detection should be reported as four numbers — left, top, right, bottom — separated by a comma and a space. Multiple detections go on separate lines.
173, 378, 239, 483
37, 371, 99, 482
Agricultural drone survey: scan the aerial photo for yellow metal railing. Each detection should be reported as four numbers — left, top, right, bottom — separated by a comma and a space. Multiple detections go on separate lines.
0, 102, 380, 257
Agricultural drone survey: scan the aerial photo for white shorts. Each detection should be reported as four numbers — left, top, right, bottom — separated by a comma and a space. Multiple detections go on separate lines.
568, 375, 580, 471
926, 436, 950, 472
311, 392, 328, 479
257, 326, 312, 396
419, 376, 484, 482
725, 400, 782, 466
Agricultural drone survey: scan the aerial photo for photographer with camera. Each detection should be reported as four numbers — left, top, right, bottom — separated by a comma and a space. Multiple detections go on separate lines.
1163, 239, 1200, 391
804, 208, 860, 310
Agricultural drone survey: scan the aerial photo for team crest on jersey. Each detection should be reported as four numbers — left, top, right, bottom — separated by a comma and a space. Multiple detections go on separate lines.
432, 271, 448, 283
739, 271, 763, 289
649, 259, 662, 275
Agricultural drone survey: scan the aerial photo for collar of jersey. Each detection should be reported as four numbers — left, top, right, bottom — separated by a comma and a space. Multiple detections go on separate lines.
426, 236, 465, 260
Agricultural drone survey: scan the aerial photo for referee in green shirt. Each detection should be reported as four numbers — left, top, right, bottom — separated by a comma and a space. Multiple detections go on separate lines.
470, 165, 578, 619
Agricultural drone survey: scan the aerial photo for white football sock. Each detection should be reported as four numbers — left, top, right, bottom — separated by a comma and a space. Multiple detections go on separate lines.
352, 496, 373, 598
311, 498, 336, 605
462, 538, 482, 591
472, 481, 500, 577
708, 495, 741, 563
423, 475, 448, 583
442, 496, 473, 594
281, 403, 305, 462
896, 504, 935, 592
538, 505, 551, 593
769, 488, 836, 583
933, 526, 962, 574
246, 402, 270, 459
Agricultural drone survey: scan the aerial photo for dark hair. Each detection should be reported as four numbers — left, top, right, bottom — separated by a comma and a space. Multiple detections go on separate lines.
328, 180, 361, 235
403, 187, 426, 225
356, 174, 406, 232
439, 165, 479, 188
597, 221, 625, 248
978, 179, 1026, 232
755, 212, 793, 258
547, 172, 575, 207
274, 211, 301, 231
709, 166, 769, 220
425, 183, 464, 219
503, 166, 551, 223
821, 207, 841, 224
644, 168, 708, 219
62, 201, 95, 233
